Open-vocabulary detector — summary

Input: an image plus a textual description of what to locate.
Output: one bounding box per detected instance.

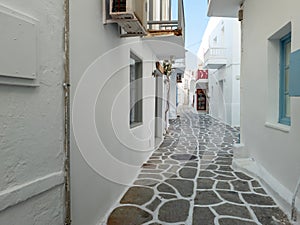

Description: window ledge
[0,75,39,87]
[265,122,290,133]
[130,122,143,129]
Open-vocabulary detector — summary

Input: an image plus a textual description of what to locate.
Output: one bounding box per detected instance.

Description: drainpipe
[291,176,300,222]
[63,0,71,224]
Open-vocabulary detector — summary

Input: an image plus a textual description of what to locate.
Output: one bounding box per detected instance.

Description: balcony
[147,0,185,39]
[143,0,185,60]
[207,0,243,18]
[104,0,185,59]
[204,47,227,69]
[105,0,185,43]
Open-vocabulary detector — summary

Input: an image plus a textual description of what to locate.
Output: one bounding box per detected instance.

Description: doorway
[154,76,163,147]
[197,89,207,111]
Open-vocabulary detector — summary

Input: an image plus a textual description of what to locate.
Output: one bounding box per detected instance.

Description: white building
[70,0,185,225]
[208,0,300,220]
[0,0,185,225]
[198,17,241,126]
[0,1,65,225]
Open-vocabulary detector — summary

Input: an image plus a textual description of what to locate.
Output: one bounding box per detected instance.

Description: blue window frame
[279,33,291,125]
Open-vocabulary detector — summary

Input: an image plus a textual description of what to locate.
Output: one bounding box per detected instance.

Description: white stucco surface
[0,0,65,224]
[70,0,171,224]
[240,0,300,212]
[169,71,178,120]
[202,18,241,126]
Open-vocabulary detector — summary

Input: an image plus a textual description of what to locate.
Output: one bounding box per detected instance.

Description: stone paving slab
[107,108,291,225]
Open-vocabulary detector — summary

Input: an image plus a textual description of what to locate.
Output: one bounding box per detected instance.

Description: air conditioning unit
[110,0,148,37]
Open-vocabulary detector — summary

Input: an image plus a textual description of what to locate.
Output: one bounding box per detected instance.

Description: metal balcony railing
[147,0,185,37]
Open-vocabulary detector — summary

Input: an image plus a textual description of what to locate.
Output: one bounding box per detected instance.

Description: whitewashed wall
[169,70,180,120]
[70,1,162,224]
[239,0,300,212]
[0,0,65,224]
[206,18,241,126]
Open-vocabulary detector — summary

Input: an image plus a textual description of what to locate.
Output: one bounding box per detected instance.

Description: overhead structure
[110,0,148,36]
[105,0,185,39]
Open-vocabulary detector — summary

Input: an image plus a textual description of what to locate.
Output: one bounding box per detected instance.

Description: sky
[183,0,209,54]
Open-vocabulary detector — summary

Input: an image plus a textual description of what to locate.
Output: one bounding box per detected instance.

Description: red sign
[196,70,208,80]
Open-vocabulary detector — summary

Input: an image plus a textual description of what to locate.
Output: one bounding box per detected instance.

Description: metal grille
[112,0,126,12]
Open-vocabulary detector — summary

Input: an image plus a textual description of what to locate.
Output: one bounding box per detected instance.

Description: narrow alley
[1,0,300,224]
[107,107,291,225]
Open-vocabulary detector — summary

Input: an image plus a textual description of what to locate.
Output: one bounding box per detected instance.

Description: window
[279,33,291,125]
[130,52,143,128]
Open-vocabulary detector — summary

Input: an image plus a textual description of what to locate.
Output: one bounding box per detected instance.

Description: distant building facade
[208,0,300,219]
[199,18,241,126]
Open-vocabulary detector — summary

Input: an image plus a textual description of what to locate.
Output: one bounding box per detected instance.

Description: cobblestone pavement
[107,108,291,225]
